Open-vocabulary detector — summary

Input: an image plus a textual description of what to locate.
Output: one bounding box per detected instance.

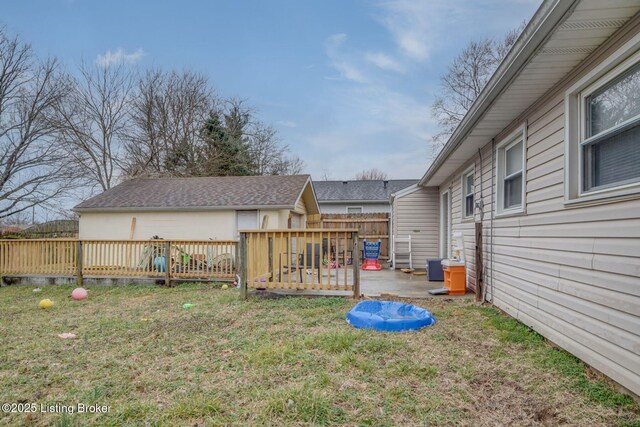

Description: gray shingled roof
[314,180,418,202]
[74,175,312,211]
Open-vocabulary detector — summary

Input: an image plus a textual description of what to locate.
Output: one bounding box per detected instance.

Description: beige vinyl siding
[294,195,307,215]
[438,21,640,395]
[391,187,439,269]
[292,194,308,228]
[79,211,237,240]
[79,209,290,241]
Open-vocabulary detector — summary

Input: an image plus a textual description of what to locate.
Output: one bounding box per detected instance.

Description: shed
[74,175,319,240]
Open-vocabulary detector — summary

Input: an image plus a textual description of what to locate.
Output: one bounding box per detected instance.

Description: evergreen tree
[199,111,253,176]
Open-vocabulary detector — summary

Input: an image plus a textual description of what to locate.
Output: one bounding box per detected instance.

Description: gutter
[73,204,297,213]
[317,200,391,204]
[419,0,578,187]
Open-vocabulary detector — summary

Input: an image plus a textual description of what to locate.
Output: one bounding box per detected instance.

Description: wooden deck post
[238,232,248,300]
[76,240,83,286]
[351,231,360,299]
[164,240,171,287]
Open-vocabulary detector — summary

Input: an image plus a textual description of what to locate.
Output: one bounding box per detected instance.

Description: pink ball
[71,287,88,301]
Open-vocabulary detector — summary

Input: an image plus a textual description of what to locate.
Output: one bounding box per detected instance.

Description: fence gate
[238,229,360,299]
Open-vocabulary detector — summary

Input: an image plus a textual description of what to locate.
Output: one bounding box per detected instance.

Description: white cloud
[364,52,405,73]
[277,120,297,128]
[376,1,436,62]
[95,48,145,67]
[324,33,368,83]
[375,0,539,63]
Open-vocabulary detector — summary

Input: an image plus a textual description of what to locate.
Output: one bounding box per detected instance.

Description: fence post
[164,240,171,287]
[351,232,360,299]
[238,232,248,300]
[76,240,83,286]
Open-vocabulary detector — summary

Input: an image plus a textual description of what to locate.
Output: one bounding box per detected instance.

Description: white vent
[560,18,628,30]
[540,46,596,55]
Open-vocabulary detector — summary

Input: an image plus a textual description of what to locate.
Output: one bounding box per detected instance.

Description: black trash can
[426,259,444,281]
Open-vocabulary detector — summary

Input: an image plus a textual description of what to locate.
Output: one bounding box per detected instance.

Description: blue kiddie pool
[346,300,437,332]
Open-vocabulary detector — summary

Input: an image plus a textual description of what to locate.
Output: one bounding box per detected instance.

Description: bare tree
[0,28,71,220]
[126,75,301,178]
[279,155,305,175]
[269,155,305,175]
[0,210,32,227]
[354,168,388,180]
[55,62,133,191]
[244,114,307,176]
[248,123,286,175]
[431,25,524,152]
[123,68,165,176]
[123,69,216,177]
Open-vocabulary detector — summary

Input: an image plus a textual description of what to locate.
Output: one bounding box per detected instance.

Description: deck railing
[0,239,237,283]
[239,229,360,298]
[0,239,78,276]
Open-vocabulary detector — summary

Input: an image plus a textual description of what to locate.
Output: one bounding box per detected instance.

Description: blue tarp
[346,300,437,332]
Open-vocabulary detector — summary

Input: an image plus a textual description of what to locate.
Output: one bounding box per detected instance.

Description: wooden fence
[307,213,390,259]
[239,229,360,298]
[0,239,237,283]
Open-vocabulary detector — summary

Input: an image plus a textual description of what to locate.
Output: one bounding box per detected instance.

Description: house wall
[391,187,440,269]
[79,209,288,241]
[319,202,390,214]
[437,20,640,395]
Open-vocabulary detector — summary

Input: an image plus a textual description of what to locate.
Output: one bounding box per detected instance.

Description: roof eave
[73,204,296,213]
[418,0,578,187]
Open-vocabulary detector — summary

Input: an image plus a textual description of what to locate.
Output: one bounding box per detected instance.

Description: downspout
[476,148,485,300]
[488,138,496,303]
[448,184,453,258]
[390,195,394,269]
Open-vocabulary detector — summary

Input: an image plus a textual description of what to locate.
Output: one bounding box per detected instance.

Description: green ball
[221,284,229,290]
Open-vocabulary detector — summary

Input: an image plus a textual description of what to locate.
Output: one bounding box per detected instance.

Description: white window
[462,170,474,218]
[346,206,362,214]
[581,62,640,193]
[496,129,526,215]
[565,36,640,203]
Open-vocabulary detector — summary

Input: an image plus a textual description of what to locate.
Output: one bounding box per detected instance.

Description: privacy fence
[307,213,389,259]
[0,239,237,284]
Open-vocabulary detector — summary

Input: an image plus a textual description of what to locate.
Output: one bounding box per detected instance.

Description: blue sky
[3,0,540,180]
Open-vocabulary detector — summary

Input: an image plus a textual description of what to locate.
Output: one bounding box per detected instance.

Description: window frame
[346,206,363,214]
[461,168,475,220]
[565,34,640,205]
[495,126,527,217]
[578,56,640,195]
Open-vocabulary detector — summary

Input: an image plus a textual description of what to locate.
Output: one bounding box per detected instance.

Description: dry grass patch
[0,283,637,426]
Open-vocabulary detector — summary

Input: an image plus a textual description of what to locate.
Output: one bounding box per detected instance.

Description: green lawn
[0,283,637,426]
